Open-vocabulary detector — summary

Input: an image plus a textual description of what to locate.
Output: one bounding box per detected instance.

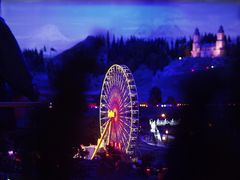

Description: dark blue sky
[5,0,240,3]
[2,1,240,51]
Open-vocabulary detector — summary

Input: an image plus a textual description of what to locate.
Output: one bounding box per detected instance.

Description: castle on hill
[191,26,225,58]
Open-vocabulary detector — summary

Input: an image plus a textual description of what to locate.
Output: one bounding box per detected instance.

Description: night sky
[2,0,240,51]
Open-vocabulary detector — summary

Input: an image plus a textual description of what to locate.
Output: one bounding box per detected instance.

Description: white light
[162,136,166,141]
[8,150,14,156]
[161,113,166,118]
[211,65,214,69]
[178,57,182,60]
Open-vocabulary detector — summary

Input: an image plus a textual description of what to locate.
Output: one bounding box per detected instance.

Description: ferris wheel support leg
[107,120,112,145]
[91,119,111,160]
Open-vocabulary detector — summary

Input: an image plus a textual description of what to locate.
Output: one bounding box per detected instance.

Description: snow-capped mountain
[34,24,70,42]
[20,24,77,52]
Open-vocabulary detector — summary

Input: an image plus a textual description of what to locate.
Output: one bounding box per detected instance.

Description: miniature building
[191,26,225,58]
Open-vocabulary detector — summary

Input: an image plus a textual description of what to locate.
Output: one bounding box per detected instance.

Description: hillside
[47,36,239,104]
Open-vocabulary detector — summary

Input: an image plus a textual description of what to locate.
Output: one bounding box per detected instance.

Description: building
[191,26,225,58]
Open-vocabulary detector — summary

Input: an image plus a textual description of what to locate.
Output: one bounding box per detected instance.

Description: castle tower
[215,25,225,57]
[191,28,201,57]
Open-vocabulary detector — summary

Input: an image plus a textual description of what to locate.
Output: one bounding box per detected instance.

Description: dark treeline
[108,36,171,72]
[226,36,240,59]
[103,33,192,73]
[22,48,45,72]
[23,32,240,75]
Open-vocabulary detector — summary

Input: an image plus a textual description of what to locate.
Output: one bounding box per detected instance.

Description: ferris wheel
[91,64,139,159]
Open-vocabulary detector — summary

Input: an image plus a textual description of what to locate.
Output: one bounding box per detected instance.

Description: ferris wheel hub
[108,110,115,118]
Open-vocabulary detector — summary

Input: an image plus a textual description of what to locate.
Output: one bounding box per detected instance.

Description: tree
[22,48,45,72]
[148,87,162,106]
[166,96,176,105]
[112,34,116,47]
[106,31,110,48]
[43,46,47,52]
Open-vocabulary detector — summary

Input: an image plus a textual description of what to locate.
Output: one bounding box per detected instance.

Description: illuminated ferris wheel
[91,64,139,159]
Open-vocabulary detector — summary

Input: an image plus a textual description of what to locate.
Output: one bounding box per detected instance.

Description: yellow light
[140,103,148,107]
[108,110,115,118]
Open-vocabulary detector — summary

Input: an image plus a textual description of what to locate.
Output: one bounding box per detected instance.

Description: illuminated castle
[191,26,225,58]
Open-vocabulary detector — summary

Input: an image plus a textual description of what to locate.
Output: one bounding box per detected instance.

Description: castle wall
[191,29,225,58]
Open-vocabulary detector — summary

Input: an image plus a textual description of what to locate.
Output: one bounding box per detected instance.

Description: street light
[164,130,169,143]
[161,113,166,118]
